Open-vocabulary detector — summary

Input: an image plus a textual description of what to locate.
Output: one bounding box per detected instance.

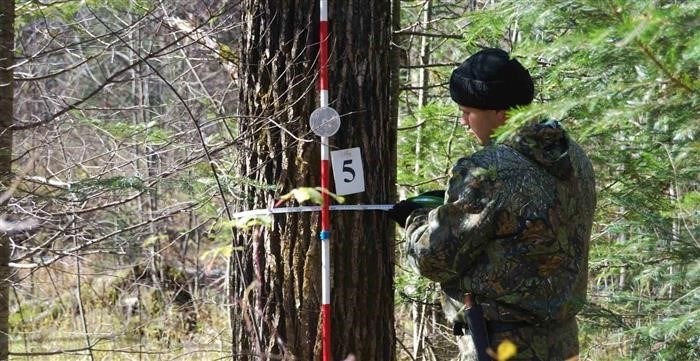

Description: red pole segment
[320,159,331,230]
[319,20,329,92]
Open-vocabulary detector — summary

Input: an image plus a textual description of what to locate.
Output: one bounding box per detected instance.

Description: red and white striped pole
[318,1,332,361]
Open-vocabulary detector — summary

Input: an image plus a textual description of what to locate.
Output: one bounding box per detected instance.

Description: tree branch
[635,40,693,93]
[394,30,462,39]
[400,62,460,69]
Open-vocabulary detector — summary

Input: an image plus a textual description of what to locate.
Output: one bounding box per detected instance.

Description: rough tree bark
[233,1,395,360]
[0,0,13,359]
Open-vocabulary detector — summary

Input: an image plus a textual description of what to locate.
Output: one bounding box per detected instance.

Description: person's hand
[387,200,422,228]
[387,190,445,228]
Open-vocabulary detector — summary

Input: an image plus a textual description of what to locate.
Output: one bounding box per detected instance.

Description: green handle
[406,195,444,208]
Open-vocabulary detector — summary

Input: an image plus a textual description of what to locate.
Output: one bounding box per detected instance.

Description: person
[388,48,596,360]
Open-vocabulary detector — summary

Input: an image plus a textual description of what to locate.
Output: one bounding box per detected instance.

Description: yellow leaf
[316,187,345,204]
[224,216,272,229]
[277,187,345,206]
[278,187,320,204]
[292,187,322,204]
[497,339,517,360]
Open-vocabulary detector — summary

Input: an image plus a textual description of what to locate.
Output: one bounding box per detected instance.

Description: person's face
[458,106,506,145]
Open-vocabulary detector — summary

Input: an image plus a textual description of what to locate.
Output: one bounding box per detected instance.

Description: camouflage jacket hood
[404,121,596,360]
[507,119,574,180]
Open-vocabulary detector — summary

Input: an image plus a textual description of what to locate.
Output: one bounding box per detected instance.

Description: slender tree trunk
[233,1,395,360]
[411,5,433,356]
[0,0,13,359]
[413,0,432,175]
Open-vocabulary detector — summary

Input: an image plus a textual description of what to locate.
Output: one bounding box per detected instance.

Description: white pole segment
[320,0,328,21]
[320,89,329,107]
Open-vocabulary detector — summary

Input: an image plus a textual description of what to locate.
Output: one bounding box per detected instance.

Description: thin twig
[394,30,463,39]
[635,40,693,93]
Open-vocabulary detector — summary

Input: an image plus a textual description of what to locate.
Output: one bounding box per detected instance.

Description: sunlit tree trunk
[0,0,14,359]
[233,1,396,360]
[413,0,432,175]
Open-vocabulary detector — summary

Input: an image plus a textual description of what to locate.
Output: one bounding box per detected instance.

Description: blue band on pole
[320,230,331,240]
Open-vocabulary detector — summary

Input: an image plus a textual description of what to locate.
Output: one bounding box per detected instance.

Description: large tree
[233,1,396,360]
[0,0,13,359]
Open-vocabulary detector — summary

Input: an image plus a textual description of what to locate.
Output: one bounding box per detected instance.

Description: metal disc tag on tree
[309,106,341,137]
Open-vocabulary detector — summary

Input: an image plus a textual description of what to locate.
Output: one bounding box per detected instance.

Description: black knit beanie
[449,48,534,110]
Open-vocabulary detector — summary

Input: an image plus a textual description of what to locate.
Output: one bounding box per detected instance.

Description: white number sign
[330,147,365,195]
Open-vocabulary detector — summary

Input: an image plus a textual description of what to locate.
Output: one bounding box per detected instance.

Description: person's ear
[495,110,507,122]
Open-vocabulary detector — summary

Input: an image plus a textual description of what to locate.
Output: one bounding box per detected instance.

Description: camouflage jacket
[405,121,596,360]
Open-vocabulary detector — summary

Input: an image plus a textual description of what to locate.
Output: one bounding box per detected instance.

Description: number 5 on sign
[330,147,365,195]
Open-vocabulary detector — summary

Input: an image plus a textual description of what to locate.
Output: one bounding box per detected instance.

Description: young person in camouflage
[389,48,596,360]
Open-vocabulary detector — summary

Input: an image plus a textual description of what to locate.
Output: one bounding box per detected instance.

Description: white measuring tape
[231,204,394,219]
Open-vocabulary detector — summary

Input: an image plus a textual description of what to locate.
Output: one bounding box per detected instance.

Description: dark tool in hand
[387,190,445,227]
[464,293,492,361]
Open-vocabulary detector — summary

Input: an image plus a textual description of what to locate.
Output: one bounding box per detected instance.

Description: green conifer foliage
[396,1,698,359]
[491,2,699,359]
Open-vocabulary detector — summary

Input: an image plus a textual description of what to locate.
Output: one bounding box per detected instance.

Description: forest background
[0,0,697,360]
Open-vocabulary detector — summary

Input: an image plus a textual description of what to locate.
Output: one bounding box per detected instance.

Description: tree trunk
[234,1,395,360]
[412,3,433,357]
[413,0,432,175]
[0,0,13,359]
[328,2,396,359]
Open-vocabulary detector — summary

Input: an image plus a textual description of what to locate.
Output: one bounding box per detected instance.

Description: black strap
[453,321,466,336]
